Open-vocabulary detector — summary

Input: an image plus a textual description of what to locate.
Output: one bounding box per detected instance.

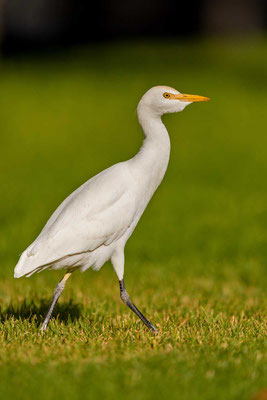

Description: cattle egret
[14,86,210,332]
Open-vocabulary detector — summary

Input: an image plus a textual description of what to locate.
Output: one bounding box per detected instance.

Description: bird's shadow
[0,299,81,325]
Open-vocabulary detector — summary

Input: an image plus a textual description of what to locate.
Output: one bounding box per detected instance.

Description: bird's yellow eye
[163,92,171,99]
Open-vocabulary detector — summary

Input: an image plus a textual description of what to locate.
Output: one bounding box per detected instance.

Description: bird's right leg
[111,250,158,333]
[119,279,158,333]
[40,271,72,332]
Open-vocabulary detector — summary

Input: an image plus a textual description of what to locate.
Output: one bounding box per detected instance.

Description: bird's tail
[14,250,42,278]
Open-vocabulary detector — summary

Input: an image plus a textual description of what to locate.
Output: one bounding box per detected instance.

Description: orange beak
[172,93,210,102]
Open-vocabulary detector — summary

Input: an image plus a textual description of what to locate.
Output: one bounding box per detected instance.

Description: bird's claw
[40,323,48,333]
[150,325,159,334]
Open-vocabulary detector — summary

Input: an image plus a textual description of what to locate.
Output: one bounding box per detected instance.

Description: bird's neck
[131,107,171,191]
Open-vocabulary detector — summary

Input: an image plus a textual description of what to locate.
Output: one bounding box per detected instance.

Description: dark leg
[119,279,158,333]
[41,272,72,332]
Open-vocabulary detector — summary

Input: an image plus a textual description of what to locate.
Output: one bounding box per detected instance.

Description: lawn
[0,39,266,400]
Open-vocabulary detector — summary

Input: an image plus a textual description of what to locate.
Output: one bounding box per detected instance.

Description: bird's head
[137,86,210,117]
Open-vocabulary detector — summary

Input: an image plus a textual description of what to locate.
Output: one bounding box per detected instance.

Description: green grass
[0,39,266,400]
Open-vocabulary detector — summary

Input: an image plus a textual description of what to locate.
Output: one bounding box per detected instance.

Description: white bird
[14,86,210,332]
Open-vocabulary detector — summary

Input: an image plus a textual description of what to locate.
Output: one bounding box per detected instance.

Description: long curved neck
[130,106,171,192]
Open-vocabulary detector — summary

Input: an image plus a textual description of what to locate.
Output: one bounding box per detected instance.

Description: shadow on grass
[0,299,81,325]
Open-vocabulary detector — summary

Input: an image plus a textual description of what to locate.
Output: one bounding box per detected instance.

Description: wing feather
[15,163,137,275]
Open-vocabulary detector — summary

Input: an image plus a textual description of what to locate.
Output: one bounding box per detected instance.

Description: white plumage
[15,164,137,278]
[14,85,209,332]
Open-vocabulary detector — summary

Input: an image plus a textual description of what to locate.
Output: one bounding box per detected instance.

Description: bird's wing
[16,163,137,274]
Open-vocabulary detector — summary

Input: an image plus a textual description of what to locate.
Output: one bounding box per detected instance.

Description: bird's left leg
[41,271,72,332]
